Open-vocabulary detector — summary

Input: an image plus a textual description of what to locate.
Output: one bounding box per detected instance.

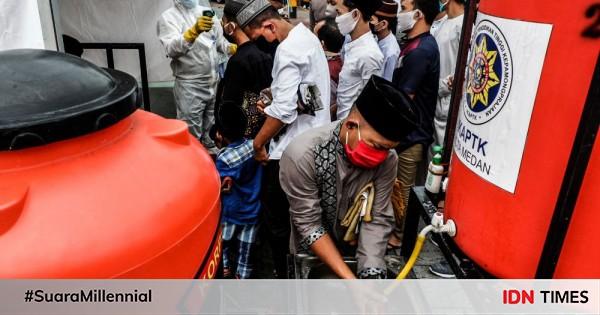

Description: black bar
[80,43,145,49]
[138,45,152,112]
[400,189,423,259]
[106,48,115,69]
[441,0,479,165]
[535,53,600,278]
[79,42,151,111]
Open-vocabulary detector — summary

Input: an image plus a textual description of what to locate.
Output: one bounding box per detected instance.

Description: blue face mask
[180,0,198,9]
[439,0,448,12]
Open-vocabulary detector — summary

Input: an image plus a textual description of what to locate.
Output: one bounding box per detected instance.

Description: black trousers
[261,160,291,278]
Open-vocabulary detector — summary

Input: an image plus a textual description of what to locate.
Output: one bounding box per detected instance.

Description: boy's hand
[221,177,233,193]
[254,145,269,165]
[256,100,266,114]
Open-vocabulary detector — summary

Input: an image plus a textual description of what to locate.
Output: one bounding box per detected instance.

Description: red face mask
[344,124,389,169]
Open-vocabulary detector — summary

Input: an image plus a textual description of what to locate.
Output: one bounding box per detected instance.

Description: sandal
[387,242,402,250]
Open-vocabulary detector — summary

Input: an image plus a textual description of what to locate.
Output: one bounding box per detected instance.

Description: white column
[0,0,57,51]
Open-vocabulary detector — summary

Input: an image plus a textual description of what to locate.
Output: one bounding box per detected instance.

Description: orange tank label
[199,229,222,280]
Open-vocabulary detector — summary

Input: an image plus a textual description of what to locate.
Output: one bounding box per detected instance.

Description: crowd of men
[157,0,465,279]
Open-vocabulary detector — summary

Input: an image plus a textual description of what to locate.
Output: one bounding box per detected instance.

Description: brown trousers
[391,144,423,242]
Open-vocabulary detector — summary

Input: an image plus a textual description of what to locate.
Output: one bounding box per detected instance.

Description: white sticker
[453,13,553,193]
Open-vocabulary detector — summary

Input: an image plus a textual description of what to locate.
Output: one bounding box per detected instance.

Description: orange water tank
[445,1,599,278]
[0,50,221,278]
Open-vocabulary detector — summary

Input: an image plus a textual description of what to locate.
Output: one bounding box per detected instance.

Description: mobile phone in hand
[259,89,273,108]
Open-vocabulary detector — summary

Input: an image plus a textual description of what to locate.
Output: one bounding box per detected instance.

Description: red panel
[445,0,600,277]
[554,136,600,278]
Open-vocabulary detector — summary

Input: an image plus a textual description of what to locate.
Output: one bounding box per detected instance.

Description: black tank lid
[0,49,139,151]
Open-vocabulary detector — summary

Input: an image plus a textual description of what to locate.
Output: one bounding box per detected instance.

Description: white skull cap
[235,0,273,27]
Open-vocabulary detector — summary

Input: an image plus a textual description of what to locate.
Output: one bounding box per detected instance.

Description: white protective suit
[157,0,231,154]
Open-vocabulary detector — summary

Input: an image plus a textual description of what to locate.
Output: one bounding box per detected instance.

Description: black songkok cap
[355,76,420,142]
[375,1,399,18]
[348,0,383,18]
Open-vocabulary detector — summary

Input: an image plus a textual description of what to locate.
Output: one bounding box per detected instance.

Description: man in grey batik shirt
[280,76,420,279]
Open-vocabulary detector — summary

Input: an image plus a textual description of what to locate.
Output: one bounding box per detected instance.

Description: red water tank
[445,1,599,278]
[0,50,221,279]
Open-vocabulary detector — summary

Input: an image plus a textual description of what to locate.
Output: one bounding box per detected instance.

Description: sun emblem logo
[463,20,513,125]
[467,36,500,110]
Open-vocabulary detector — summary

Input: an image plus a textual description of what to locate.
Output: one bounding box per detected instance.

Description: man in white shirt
[430,0,448,36]
[370,1,401,82]
[431,0,463,154]
[334,0,384,120]
[430,13,448,36]
[234,0,331,278]
[157,0,235,155]
[395,0,415,44]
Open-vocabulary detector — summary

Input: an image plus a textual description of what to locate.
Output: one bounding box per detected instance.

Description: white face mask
[325,4,337,17]
[397,10,418,34]
[335,9,359,36]
[440,0,449,10]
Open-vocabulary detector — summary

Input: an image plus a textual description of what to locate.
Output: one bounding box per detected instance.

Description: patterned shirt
[280,122,398,278]
[216,139,263,225]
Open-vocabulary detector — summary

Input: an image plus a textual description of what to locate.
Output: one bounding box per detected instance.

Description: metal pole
[79,43,151,112]
[138,45,151,112]
[106,48,115,69]
[441,0,479,166]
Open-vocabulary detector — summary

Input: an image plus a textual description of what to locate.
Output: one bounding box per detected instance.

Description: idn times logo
[502,289,589,305]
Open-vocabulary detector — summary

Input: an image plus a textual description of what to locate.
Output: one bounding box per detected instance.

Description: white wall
[56,0,176,83]
[0,0,53,50]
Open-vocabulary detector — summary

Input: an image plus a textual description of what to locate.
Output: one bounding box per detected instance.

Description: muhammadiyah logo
[464,19,513,125]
